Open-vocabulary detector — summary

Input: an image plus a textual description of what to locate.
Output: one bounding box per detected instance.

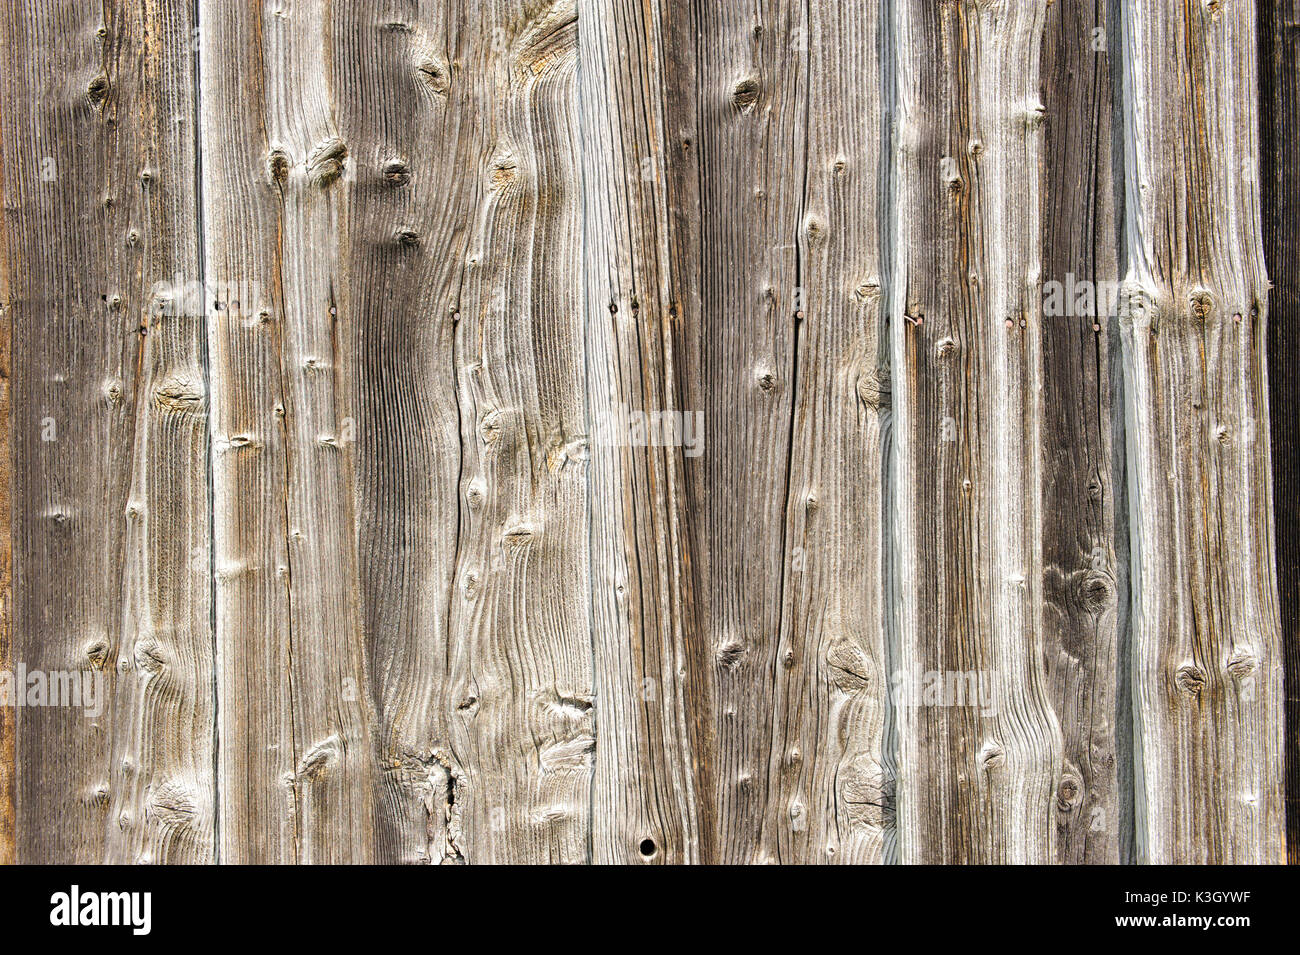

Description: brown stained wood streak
[889,0,1064,864]
[1259,0,1300,865]
[1039,0,1126,864]
[0,0,213,863]
[1118,1,1285,863]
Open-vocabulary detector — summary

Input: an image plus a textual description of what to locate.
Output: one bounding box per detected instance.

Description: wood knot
[417,58,450,95]
[479,409,503,443]
[979,740,1005,770]
[85,640,109,670]
[297,735,341,779]
[503,523,538,547]
[802,214,826,245]
[1226,650,1258,678]
[853,281,880,304]
[716,639,746,669]
[154,377,205,414]
[826,641,872,691]
[307,138,348,187]
[268,148,290,184]
[1056,774,1083,811]
[732,76,761,113]
[87,74,110,107]
[1175,663,1206,696]
[856,369,891,409]
[1076,569,1115,615]
[490,156,519,188]
[134,640,166,674]
[148,781,197,829]
[1190,288,1214,323]
[382,159,411,185]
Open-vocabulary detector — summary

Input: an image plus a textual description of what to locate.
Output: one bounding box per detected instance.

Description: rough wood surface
[760,0,890,865]
[0,0,1290,865]
[2,0,214,863]
[1119,0,1285,864]
[1039,0,1126,864]
[579,0,712,864]
[889,0,1064,864]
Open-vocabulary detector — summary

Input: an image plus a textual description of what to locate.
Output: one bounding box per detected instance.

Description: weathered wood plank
[888,0,1064,864]
[441,0,593,864]
[1118,0,1285,864]
[0,97,12,866]
[1259,0,1300,865]
[1039,0,1126,864]
[685,0,810,865]
[201,0,381,863]
[202,0,591,864]
[325,0,472,867]
[1,0,213,863]
[759,0,891,865]
[579,0,712,864]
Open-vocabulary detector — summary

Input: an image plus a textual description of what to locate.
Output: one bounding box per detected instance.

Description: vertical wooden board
[889,0,1064,864]
[324,0,474,866]
[1118,0,1285,863]
[441,0,593,864]
[758,0,890,865]
[0,84,12,866]
[1038,0,1126,863]
[201,0,380,863]
[1,0,213,863]
[686,0,809,865]
[579,0,712,865]
[1259,0,1300,865]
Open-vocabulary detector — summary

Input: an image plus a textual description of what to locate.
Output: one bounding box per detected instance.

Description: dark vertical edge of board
[1259,0,1299,865]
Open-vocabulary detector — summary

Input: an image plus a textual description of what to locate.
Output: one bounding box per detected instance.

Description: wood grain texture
[202,0,591,864]
[0,76,11,866]
[579,0,712,864]
[888,0,1064,864]
[201,0,381,863]
[759,0,891,865]
[1118,0,1285,864]
[1,0,213,863]
[0,0,1290,865]
[1039,0,1126,864]
[441,0,593,864]
[684,0,810,864]
[1259,0,1300,866]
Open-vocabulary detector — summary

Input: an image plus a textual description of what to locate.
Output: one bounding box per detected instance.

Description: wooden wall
[0,0,1291,864]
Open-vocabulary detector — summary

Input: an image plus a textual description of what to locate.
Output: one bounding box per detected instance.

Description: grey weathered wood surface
[1118,0,1284,864]
[0,0,1290,864]
[2,0,213,864]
